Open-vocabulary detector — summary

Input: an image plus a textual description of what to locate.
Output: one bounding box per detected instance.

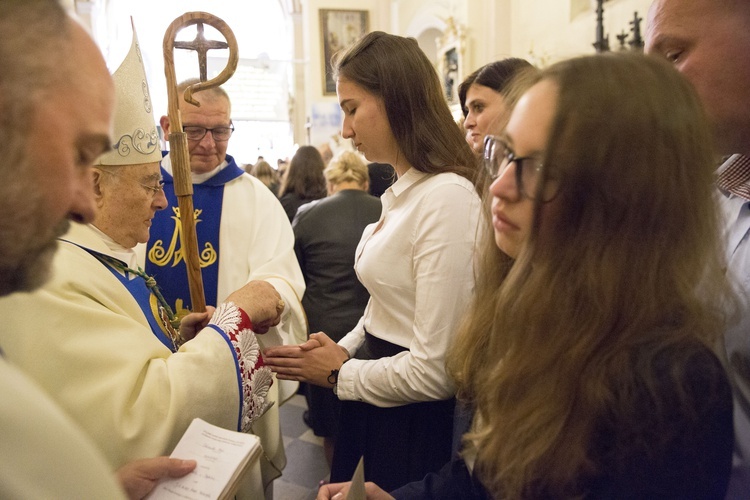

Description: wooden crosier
[163,12,239,313]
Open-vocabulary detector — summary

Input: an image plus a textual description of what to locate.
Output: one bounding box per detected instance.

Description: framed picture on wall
[319,9,369,95]
[436,17,467,113]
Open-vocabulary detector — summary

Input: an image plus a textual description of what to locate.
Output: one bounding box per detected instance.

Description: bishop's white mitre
[96,22,161,166]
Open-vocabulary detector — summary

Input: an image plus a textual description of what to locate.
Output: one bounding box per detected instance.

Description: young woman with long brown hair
[265,31,483,491]
[319,52,736,500]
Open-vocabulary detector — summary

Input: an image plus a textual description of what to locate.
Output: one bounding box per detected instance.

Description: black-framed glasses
[183,123,234,142]
[99,169,165,199]
[483,135,558,202]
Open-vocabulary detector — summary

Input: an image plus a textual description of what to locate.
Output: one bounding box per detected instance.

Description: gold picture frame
[319,9,369,95]
[436,17,467,108]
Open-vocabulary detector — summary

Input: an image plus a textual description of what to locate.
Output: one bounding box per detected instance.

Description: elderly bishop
[0,26,278,496]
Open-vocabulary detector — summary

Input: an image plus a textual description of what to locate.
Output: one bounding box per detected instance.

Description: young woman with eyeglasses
[318,53,736,500]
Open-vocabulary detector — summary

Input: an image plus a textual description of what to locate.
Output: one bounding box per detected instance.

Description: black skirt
[305,383,341,438]
[329,331,455,492]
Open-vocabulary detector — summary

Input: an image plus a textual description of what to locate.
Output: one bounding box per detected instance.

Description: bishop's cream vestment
[0,223,272,485]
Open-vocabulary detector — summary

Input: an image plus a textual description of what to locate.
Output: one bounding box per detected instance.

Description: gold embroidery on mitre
[96,24,161,166]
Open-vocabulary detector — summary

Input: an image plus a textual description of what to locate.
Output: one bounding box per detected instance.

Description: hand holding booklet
[146,418,261,500]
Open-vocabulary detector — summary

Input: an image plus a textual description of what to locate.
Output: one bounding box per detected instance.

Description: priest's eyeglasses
[99,169,165,198]
[483,135,559,202]
[183,124,235,142]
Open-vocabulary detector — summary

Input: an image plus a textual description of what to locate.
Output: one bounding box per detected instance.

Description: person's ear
[91,169,106,207]
[159,115,171,135]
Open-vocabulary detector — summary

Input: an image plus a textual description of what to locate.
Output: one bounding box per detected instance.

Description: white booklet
[347,457,366,500]
[146,418,261,500]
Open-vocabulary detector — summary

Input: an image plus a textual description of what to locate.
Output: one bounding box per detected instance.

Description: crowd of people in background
[2,0,750,499]
[244,145,395,210]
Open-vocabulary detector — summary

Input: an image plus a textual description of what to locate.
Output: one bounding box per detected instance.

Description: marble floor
[274,393,330,500]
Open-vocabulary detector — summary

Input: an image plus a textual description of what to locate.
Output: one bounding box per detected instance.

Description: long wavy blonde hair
[447,53,735,498]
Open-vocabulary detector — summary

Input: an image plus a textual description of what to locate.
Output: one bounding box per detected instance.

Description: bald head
[646,0,750,156]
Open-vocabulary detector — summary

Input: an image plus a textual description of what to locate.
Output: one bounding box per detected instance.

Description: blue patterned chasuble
[145,154,244,316]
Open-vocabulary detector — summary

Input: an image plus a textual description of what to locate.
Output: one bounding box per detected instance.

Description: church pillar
[290,11,308,146]
[466,0,513,68]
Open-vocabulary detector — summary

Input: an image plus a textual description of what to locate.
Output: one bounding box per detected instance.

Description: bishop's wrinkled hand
[226,280,283,333]
[179,306,216,342]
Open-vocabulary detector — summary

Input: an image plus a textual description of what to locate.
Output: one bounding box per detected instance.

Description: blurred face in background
[464,83,508,154]
[0,21,114,295]
[646,0,750,154]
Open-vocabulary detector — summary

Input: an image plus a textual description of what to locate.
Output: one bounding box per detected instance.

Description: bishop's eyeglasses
[98,168,165,199]
[483,135,559,202]
[183,124,235,142]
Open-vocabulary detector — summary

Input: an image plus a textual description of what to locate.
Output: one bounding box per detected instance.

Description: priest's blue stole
[145,154,244,316]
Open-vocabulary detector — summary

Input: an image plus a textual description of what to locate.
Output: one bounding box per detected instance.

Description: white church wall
[395,0,653,72]
[75,0,659,152]
[510,0,653,65]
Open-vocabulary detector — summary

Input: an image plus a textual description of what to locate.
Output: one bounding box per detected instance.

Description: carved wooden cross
[162,12,238,312]
[174,22,229,81]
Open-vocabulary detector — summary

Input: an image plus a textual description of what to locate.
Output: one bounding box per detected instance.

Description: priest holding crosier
[143,24,307,488]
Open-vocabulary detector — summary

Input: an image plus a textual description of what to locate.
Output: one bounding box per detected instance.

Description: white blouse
[337,168,482,407]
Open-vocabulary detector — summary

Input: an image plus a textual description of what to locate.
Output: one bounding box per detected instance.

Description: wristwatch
[329,358,350,397]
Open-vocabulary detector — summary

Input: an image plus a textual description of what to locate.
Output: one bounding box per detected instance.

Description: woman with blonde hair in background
[321,150,372,195]
[319,52,735,500]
